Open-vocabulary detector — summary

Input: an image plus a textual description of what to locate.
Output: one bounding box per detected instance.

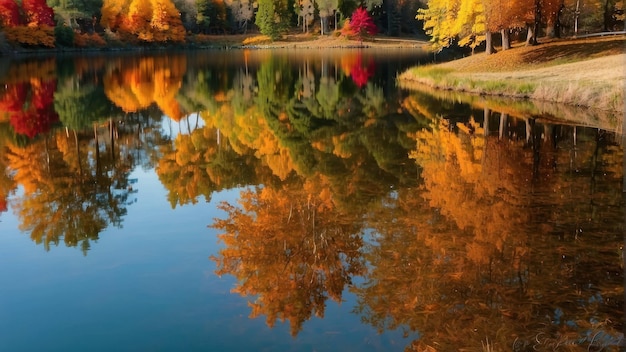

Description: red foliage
[32,80,55,109]
[10,109,59,138]
[0,84,27,112]
[349,54,375,88]
[22,0,54,26]
[0,198,7,212]
[0,0,22,27]
[2,80,59,138]
[344,7,377,40]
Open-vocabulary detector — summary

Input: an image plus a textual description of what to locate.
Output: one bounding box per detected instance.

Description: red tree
[342,7,377,41]
[350,53,375,88]
[22,0,54,26]
[0,0,22,27]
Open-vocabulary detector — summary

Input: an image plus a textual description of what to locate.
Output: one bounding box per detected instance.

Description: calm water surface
[0,50,623,351]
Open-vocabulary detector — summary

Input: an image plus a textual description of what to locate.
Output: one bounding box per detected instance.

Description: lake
[0,49,623,351]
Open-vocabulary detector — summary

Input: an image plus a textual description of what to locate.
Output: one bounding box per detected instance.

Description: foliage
[54,25,75,46]
[342,7,377,41]
[0,0,22,27]
[4,25,55,47]
[0,0,56,47]
[73,32,107,47]
[22,0,55,26]
[255,0,289,40]
[241,34,272,45]
[102,0,185,43]
[225,0,256,33]
[255,0,278,39]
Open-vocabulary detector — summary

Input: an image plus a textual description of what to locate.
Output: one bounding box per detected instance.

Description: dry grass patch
[399,37,626,112]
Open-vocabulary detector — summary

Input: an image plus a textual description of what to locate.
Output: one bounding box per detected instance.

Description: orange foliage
[211,177,364,336]
[3,25,55,47]
[73,33,106,47]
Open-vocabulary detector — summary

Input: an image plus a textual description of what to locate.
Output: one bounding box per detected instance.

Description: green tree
[255,0,289,39]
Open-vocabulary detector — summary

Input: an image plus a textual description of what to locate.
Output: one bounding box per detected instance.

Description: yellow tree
[124,0,154,41]
[416,0,460,52]
[102,0,185,42]
[150,0,186,42]
[101,0,129,31]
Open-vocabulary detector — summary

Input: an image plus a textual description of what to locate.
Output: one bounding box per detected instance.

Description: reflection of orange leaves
[104,74,144,112]
[340,53,359,77]
[158,97,183,121]
[331,133,351,158]
[104,56,186,117]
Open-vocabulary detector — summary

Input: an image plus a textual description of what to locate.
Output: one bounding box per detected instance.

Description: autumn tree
[101,0,129,31]
[342,7,378,41]
[0,0,56,47]
[22,0,55,25]
[102,0,185,42]
[0,0,21,27]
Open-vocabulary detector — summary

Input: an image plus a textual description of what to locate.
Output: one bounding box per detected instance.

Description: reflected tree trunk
[484,107,490,136]
[499,113,508,139]
[74,130,82,177]
[94,123,100,175]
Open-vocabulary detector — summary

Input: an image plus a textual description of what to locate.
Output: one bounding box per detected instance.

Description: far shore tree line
[0,0,623,51]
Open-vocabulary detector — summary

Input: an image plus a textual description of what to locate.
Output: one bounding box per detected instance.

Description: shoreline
[0,34,430,57]
[397,36,626,113]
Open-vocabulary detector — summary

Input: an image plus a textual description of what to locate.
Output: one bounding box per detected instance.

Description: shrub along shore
[398,36,626,113]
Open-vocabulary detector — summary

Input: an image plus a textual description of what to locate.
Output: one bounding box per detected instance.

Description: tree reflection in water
[0,51,622,350]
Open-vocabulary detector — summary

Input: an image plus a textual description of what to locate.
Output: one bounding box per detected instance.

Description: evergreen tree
[255,0,279,39]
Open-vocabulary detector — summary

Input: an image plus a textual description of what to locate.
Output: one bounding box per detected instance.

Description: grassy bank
[398,36,626,113]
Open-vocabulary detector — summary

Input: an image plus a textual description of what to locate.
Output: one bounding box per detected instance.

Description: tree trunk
[531,0,541,44]
[484,108,490,136]
[604,0,611,31]
[555,4,564,38]
[526,25,537,46]
[501,29,510,50]
[574,0,580,36]
[485,31,497,54]
[545,20,555,38]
